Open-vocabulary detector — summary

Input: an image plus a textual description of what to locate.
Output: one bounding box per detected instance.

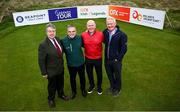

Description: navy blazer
[103,26,127,61]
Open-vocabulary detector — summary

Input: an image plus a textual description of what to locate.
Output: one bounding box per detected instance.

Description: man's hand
[43,75,48,79]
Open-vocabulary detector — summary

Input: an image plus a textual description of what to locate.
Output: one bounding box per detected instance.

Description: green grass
[0,19,180,111]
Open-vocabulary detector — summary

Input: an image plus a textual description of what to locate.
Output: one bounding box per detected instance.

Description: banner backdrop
[48,7,78,21]
[129,7,166,29]
[77,5,108,19]
[13,10,49,27]
[12,5,166,29]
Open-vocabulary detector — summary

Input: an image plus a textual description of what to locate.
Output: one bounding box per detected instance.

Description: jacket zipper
[70,43,72,52]
[107,39,111,59]
[107,32,120,59]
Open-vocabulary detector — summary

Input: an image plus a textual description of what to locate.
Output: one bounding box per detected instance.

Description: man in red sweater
[81,20,104,95]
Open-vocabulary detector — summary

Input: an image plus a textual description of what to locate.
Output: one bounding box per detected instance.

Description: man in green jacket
[61,25,87,99]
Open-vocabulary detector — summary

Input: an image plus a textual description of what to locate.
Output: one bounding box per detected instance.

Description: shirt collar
[67,35,76,40]
[108,28,117,35]
[88,30,96,36]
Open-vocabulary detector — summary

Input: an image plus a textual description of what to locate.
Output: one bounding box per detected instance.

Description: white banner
[129,7,166,29]
[12,5,166,30]
[77,5,108,19]
[13,10,49,27]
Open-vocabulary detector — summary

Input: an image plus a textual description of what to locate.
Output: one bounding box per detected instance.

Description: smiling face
[106,17,117,31]
[67,26,76,39]
[87,20,96,33]
[46,27,56,39]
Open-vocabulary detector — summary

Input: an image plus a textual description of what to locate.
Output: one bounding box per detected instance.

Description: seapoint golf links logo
[16,16,24,23]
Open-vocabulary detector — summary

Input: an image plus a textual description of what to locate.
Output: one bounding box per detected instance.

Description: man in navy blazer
[103,17,127,97]
[38,23,68,108]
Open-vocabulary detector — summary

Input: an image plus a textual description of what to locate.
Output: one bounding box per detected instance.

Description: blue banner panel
[48,7,78,21]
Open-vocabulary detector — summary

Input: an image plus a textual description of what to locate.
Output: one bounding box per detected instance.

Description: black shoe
[97,88,103,95]
[71,92,76,99]
[112,90,121,97]
[48,100,55,108]
[87,86,95,94]
[59,94,69,101]
[82,90,87,97]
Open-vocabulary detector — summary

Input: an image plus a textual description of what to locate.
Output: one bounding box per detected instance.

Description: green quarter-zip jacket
[61,35,84,67]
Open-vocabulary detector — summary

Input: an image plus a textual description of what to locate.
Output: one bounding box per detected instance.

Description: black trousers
[105,60,122,92]
[47,72,64,100]
[68,64,86,94]
[85,58,102,90]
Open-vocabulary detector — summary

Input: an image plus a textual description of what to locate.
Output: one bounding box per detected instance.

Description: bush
[172,20,180,31]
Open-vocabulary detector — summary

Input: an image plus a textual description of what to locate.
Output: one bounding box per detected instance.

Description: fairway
[0,19,180,111]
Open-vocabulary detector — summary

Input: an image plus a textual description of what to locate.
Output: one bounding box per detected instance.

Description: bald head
[86,20,96,33]
[87,20,96,26]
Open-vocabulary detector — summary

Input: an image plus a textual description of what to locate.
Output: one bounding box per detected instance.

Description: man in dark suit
[38,23,68,108]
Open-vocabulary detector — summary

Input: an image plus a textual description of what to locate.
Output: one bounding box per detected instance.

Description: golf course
[0,17,180,110]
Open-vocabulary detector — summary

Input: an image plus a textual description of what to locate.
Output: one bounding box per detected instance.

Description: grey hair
[46,23,56,32]
[67,25,76,30]
[106,16,116,24]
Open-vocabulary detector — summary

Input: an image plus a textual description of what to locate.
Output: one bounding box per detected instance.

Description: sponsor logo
[55,10,72,19]
[16,14,46,23]
[132,10,142,21]
[79,7,106,16]
[109,6,130,22]
[48,7,77,21]
[13,10,49,26]
[16,16,24,23]
[132,10,161,24]
[79,8,88,16]
[143,15,161,23]
[24,14,46,21]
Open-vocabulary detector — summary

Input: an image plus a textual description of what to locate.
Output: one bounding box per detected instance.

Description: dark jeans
[68,64,86,94]
[85,58,102,90]
[47,72,64,100]
[105,60,122,92]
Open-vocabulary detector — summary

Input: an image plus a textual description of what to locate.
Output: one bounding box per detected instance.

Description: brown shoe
[59,95,69,101]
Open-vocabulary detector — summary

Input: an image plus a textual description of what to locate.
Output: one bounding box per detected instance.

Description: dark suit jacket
[103,26,127,61]
[38,37,64,78]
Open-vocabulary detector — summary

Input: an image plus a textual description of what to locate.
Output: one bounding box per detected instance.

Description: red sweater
[81,30,104,59]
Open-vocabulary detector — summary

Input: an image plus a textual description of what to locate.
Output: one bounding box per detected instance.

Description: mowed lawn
[0,19,180,111]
